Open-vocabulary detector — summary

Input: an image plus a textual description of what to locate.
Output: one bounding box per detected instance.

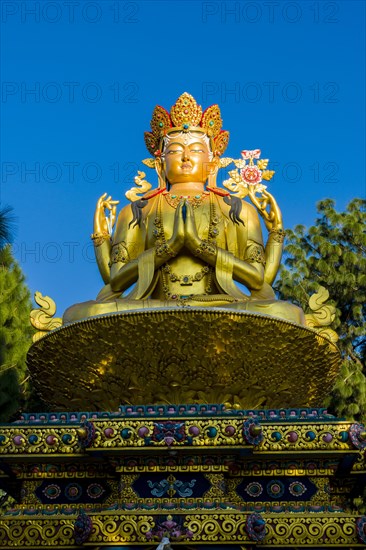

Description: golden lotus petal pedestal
[27,309,341,411]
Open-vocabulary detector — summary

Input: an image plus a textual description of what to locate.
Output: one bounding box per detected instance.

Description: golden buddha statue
[63,93,304,325]
[29,93,340,411]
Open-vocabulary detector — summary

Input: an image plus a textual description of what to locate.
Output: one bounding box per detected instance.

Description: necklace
[164,192,209,210]
[161,263,212,287]
[160,264,213,303]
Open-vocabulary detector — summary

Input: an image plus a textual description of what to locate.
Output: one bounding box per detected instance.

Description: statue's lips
[181,163,193,171]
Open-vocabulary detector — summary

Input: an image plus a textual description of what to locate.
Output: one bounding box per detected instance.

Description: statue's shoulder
[211,191,257,218]
[117,194,158,220]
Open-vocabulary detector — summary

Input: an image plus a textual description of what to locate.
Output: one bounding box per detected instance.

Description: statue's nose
[182,147,190,160]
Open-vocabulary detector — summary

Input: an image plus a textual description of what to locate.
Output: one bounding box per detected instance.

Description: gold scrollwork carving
[305,286,339,343]
[20,481,41,506]
[0,513,361,546]
[0,519,75,546]
[184,513,248,541]
[203,474,226,500]
[310,477,330,505]
[91,514,154,543]
[30,291,62,342]
[265,515,358,545]
[125,171,152,202]
[120,474,140,501]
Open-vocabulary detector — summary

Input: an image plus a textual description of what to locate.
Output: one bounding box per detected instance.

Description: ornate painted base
[0,406,365,548]
[27,309,340,410]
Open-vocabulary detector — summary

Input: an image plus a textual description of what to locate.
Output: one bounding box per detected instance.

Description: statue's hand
[248,188,283,232]
[184,201,204,254]
[94,193,120,235]
[166,200,185,256]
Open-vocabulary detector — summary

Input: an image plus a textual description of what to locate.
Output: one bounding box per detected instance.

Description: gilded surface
[352,452,366,472]
[184,513,248,541]
[91,514,154,544]
[305,285,339,343]
[83,420,354,452]
[28,310,340,411]
[183,514,360,545]
[203,474,226,500]
[120,474,140,501]
[234,459,339,476]
[0,519,75,546]
[0,420,357,455]
[117,464,231,473]
[0,513,363,546]
[30,291,62,341]
[20,481,40,506]
[0,426,82,455]
[309,477,331,505]
[264,515,359,545]
[258,422,354,452]
[11,462,114,479]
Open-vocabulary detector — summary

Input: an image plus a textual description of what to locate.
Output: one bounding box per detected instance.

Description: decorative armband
[109,242,129,266]
[245,244,266,265]
[155,243,176,258]
[90,231,110,247]
[194,240,217,257]
[269,227,286,243]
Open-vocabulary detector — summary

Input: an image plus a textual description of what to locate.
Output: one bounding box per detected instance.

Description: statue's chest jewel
[164,192,209,210]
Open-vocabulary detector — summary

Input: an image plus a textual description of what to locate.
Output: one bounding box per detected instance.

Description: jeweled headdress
[144,92,229,157]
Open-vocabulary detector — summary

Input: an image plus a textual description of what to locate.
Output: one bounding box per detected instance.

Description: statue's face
[163,133,212,185]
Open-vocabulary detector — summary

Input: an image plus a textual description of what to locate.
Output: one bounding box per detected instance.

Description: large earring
[155,157,167,190]
[206,158,219,188]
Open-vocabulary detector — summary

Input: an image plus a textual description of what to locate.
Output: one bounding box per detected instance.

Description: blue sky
[1,0,365,315]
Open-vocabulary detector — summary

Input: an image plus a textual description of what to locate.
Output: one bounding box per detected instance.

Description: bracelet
[155,243,176,258]
[91,231,110,247]
[269,227,286,243]
[246,245,266,265]
[194,240,217,257]
[109,242,129,266]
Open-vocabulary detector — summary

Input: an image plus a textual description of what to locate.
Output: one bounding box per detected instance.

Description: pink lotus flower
[240,165,262,186]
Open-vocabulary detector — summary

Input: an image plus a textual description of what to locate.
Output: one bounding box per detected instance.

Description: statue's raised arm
[91,193,119,284]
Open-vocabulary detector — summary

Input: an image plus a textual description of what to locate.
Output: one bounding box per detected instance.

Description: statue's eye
[166,149,182,155]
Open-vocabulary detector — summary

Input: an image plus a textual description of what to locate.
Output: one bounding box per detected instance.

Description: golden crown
[144,92,229,157]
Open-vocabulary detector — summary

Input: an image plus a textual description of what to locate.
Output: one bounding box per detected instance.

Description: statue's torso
[117,192,254,300]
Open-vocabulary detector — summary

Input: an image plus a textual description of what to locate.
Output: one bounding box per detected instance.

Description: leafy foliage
[0,206,16,249]
[0,246,33,421]
[275,198,366,421]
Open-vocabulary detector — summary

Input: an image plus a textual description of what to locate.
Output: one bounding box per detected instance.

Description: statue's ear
[155,157,166,188]
[206,157,219,186]
[207,157,219,175]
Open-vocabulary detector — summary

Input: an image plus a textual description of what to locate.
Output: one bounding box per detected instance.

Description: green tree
[275,198,366,421]
[0,246,33,421]
[0,206,15,249]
